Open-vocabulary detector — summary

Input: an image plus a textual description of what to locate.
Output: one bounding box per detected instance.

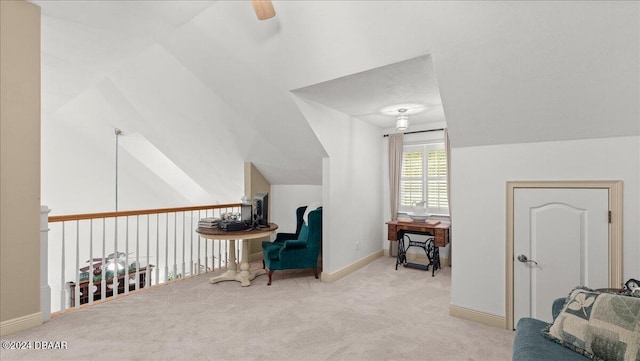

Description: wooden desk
[197,223,278,287]
[386,220,450,276]
[67,266,152,307]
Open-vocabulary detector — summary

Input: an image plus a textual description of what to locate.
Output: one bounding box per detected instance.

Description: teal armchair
[273,206,307,244]
[262,207,322,285]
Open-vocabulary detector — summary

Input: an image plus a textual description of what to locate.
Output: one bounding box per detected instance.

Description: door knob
[517,254,538,265]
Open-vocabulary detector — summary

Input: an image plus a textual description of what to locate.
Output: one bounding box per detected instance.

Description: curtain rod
[383,128,444,138]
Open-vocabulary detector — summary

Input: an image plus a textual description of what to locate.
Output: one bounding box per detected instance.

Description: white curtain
[388,133,404,221]
[444,128,452,266]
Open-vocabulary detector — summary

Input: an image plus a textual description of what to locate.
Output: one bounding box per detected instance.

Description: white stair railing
[47,203,241,315]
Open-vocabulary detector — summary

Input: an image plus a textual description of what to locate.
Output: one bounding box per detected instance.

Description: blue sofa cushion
[514,317,590,361]
[542,287,640,361]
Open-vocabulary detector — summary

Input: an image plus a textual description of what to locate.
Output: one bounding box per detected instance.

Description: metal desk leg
[395,236,406,270]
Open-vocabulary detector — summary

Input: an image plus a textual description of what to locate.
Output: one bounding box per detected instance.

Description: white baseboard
[0,312,42,336]
[449,304,506,329]
[321,250,383,283]
[382,249,449,267]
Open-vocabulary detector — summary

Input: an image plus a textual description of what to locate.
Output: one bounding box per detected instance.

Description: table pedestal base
[209,268,266,287]
[209,239,265,287]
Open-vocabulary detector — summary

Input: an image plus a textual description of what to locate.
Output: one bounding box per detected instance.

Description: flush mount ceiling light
[396,109,409,131]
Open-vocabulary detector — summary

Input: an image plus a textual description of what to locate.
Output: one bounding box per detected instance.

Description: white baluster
[173,212,177,280]
[113,217,118,299]
[155,214,159,286]
[88,220,93,306]
[124,217,129,295]
[164,213,169,284]
[40,206,51,321]
[60,222,66,313]
[135,215,140,292]
[182,211,185,278]
[101,219,106,302]
[74,221,80,309]
[146,214,151,287]
[197,210,201,275]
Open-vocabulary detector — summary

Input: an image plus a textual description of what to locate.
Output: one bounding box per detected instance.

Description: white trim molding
[449,305,505,329]
[0,312,42,336]
[321,250,383,283]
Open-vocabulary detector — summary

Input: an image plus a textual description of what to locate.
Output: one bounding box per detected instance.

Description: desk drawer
[434,228,448,247]
[387,225,397,241]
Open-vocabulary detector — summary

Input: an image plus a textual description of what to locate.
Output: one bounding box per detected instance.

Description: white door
[513,188,609,328]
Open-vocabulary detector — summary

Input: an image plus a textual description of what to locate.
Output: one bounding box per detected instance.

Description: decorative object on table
[254,192,269,227]
[220,212,241,221]
[198,217,220,229]
[407,213,430,221]
[412,200,428,214]
[408,200,430,222]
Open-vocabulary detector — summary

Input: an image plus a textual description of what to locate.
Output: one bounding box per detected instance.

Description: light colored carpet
[1,256,514,361]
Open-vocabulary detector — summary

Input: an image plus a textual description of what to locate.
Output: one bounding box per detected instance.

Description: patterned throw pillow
[541,287,640,361]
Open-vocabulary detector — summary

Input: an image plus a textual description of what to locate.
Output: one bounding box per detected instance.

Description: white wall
[270,185,323,234]
[450,135,640,317]
[293,96,383,274]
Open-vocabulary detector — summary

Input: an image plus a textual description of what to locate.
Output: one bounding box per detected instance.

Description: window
[399,143,448,215]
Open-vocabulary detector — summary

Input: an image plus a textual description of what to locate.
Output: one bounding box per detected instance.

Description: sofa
[513,288,640,361]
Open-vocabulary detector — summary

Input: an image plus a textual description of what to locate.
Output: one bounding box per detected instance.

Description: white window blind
[399,143,448,215]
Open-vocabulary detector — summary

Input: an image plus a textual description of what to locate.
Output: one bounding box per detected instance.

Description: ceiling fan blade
[251,0,275,20]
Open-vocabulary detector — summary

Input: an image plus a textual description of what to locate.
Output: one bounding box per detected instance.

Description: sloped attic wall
[39,1,328,215]
[41,1,638,216]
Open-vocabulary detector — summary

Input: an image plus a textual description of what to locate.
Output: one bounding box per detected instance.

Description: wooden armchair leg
[267,270,273,286]
[313,268,318,279]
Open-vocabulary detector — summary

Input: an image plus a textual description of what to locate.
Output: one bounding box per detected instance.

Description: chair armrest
[274,233,298,243]
[283,239,307,249]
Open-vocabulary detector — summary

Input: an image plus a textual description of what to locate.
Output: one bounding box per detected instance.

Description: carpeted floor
[0,256,514,361]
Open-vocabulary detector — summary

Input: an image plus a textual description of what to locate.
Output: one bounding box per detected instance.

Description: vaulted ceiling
[35,1,639,211]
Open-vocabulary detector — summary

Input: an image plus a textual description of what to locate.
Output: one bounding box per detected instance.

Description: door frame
[505,180,623,330]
